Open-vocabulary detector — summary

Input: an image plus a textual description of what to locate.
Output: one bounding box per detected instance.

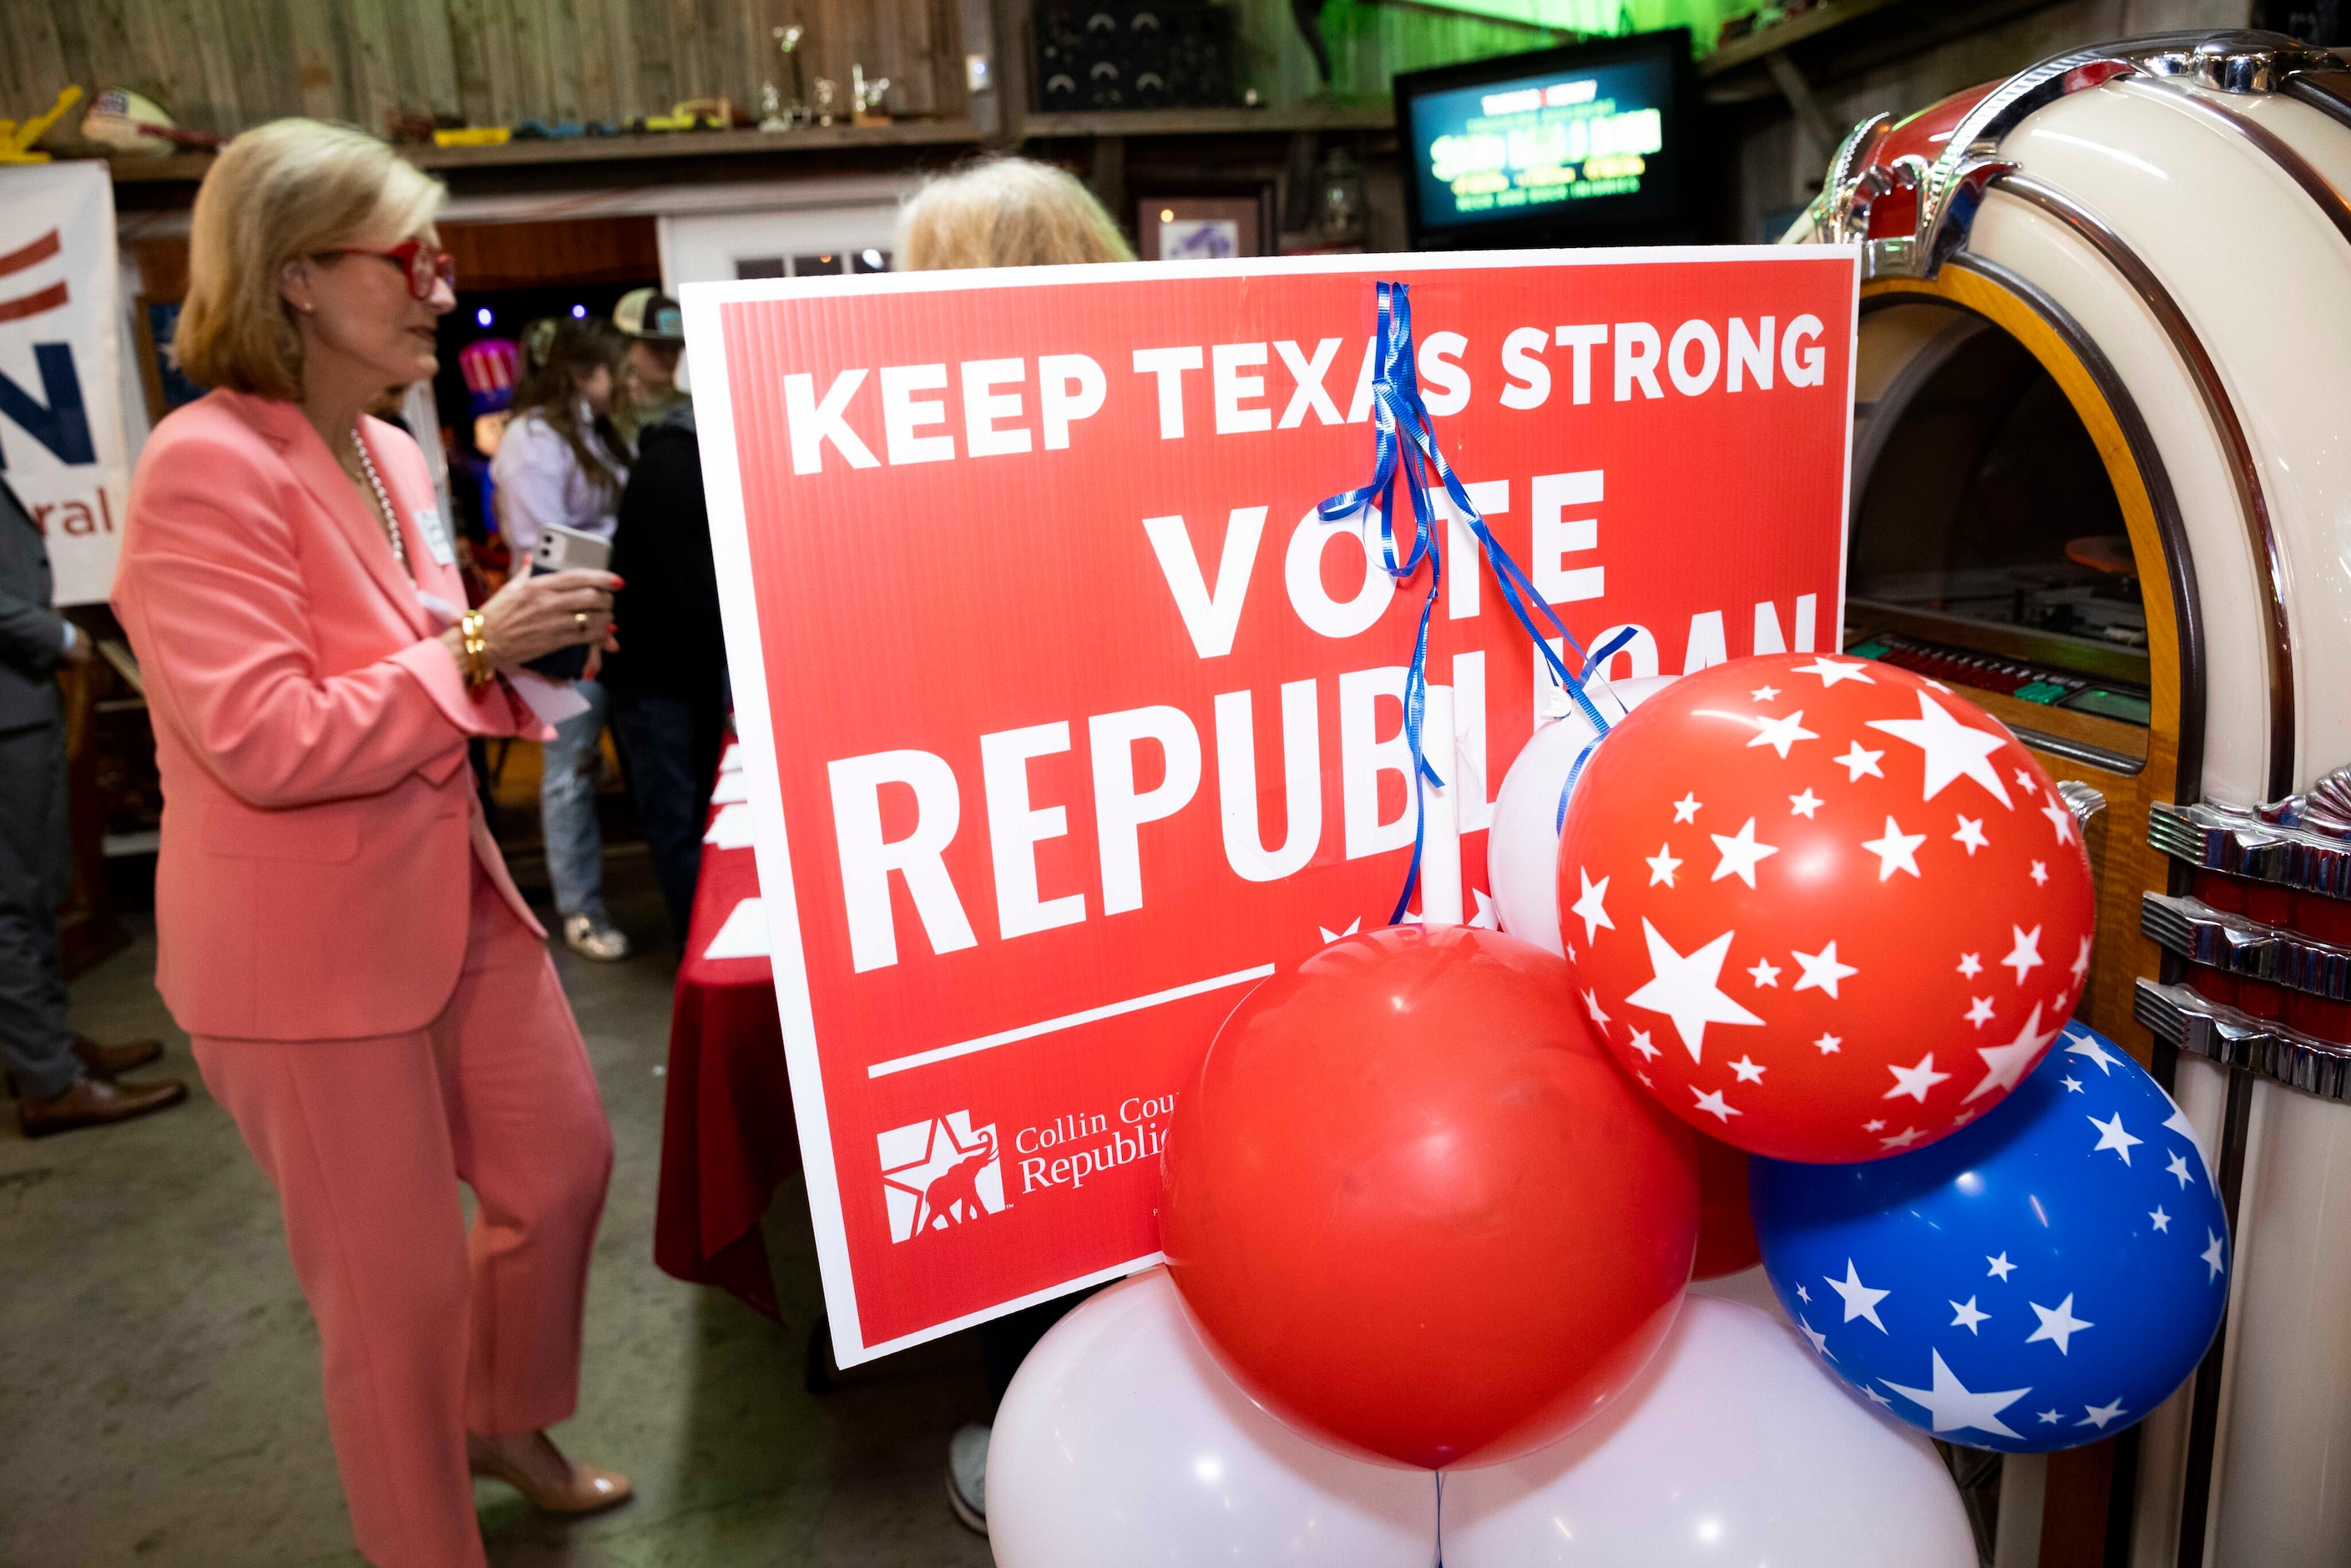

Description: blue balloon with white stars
[1750,1021,2227,1453]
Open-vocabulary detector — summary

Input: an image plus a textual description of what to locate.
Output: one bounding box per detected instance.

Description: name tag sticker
[414,506,456,566]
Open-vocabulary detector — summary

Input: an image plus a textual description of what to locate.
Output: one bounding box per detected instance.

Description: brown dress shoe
[18,1075,188,1138]
[73,1035,164,1078]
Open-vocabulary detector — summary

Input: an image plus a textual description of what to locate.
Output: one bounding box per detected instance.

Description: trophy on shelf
[811,78,837,127]
[852,64,892,126]
[763,26,806,130]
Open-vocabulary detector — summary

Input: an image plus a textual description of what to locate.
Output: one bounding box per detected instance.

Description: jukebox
[1790,29,2351,1568]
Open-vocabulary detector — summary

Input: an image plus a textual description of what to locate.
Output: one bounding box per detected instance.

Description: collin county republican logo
[877,1111,1009,1242]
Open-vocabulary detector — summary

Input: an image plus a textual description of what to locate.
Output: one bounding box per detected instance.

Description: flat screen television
[1395,29,1695,250]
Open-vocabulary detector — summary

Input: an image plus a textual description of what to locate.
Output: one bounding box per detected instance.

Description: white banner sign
[1,162,128,606]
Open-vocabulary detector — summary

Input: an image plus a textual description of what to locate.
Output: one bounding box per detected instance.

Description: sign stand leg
[1420,683,1463,928]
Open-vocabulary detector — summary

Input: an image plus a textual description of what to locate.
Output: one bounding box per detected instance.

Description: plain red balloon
[1160,924,1700,1471]
[1691,1130,1761,1280]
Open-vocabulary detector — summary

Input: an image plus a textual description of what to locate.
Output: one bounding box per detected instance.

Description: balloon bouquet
[986,286,2227,1566]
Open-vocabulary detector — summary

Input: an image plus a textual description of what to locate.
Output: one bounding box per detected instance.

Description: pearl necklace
[349,427,409,574]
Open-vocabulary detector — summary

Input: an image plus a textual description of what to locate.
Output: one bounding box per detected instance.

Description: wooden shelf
[103,119,986,185]
[1699,0,2072,99]
[1022,104,1394,139]
[1699,0,1897,78]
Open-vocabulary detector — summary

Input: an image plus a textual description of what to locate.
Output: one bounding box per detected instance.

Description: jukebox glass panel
[1845,306,2151,766]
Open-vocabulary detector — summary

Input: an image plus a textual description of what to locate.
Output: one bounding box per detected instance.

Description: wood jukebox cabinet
[1787,30,2351,1568]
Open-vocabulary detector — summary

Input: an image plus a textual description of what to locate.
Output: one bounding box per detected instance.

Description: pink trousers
[195,865,614,1568]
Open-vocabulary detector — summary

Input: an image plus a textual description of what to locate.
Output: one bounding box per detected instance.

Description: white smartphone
[531,522,612,575]
[524,524,612,680]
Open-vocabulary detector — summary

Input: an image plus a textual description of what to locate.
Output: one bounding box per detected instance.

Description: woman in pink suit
[113,119,631,1566]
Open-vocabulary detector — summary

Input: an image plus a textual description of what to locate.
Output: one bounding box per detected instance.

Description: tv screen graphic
[1397,32,1690,248]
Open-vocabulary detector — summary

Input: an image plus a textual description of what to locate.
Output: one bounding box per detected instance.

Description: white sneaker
[563,913,631,962]
[946,1422,988,1535]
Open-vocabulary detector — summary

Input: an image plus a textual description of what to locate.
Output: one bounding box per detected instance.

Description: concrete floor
[0,852,998,1568]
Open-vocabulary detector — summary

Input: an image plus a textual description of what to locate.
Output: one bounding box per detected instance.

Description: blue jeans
[612,690,726,943]
[541,678,610,923]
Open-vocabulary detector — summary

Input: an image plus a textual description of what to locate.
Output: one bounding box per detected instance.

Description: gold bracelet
[458,610,493,688]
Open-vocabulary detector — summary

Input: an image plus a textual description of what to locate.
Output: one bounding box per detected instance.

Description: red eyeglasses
[313,239,458,301]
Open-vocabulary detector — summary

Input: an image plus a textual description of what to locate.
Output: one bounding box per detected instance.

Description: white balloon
[988,1267,1438,1568]
[1443,1299,1975,1568]
[1686,1263,1789,1324]
[1488,675,1676,955]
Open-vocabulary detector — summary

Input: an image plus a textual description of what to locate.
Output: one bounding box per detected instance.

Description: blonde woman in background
[114,119,629,1567]
[895,154,1133,1536]
[895,154,1136,271]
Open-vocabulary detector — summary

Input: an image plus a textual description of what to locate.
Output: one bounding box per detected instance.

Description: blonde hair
[175,119,446,400]
[896,156,1135,271]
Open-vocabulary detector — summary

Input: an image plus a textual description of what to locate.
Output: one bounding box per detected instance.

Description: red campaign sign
[683,249,1859,1364]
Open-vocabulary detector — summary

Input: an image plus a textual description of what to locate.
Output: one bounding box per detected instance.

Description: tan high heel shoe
[467,1432,633,1515]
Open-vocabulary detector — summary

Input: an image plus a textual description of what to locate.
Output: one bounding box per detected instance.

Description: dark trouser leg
[0,722,78,1099]
[612,693,721,943]
[978,1287,1101,1414]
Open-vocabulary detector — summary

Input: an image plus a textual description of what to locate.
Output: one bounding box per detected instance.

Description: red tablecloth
[653,794,801,1320]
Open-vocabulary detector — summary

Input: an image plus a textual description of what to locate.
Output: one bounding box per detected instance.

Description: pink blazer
[115,388,551,1041]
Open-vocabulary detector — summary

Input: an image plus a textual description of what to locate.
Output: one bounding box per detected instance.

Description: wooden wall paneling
[284,0,346,121]
[405,1,465,123]
[988,0,1030,139]
[540,0,584,125]
[936,0,968,116]
[1,4,73,124]
[578,0,625,122]
[704,0,746,109]
[43,1,94,109]
[799,0,855,121]
[736,0,775,118]
[234,0,304,129]
[605,0,639,119]
[181,0,251,133]
[122,0,190,122]
[443,0,492,128]
[754,0,798,118]
[8,0,972,146]
[77,3,140,107]
[341,0,402,138]
[872,0,913,114]
[477,0,524,129]
[663,0,707,111]
[909,0,952,115]
[504,0,553,127]
[629,0,677,119]
[204,0,255,129]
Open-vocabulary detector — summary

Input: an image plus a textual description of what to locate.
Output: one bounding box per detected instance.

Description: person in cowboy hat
[604,289,727,944]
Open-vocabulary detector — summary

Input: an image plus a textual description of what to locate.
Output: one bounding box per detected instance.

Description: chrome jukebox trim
[2142,893,2351,999]
[1986,173,2297,803]
[2149,799,2351,898]
[2132,31,2342,93]
[2136,978,2351,1101]
[1805,30,2341,288]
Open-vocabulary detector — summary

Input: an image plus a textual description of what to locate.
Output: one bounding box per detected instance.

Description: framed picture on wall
[1135,195,1266,261]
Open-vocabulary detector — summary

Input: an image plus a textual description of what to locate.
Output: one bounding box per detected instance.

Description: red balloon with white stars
[1555,651,2096,1164]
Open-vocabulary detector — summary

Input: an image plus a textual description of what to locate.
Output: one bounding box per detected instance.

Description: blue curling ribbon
[1555,625,1641,835]
[1317,281,1620,926]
